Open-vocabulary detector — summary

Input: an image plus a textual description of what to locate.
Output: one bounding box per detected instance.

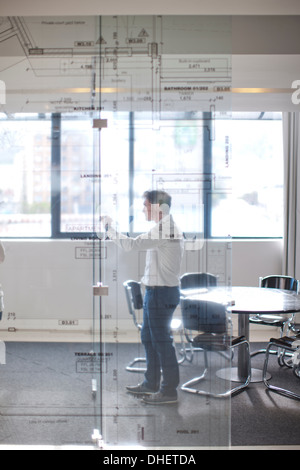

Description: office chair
[180,298,251,398]
[263,334,300,400]
[123,280,185,372]
[250,275,299,359]
[180,272,218,292]
[180,272,218,362]
[277,313,300,368]
[123,280,145,372]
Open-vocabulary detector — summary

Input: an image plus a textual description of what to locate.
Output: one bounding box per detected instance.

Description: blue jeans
[141,286,180,397]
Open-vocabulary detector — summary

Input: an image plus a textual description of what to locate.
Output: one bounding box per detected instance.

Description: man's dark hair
[143,190,172,209]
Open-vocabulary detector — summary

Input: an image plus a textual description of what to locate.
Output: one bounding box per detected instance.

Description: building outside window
[0,112,283,239]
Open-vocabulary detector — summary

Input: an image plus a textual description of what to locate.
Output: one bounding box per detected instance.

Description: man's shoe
[126,383,158,396]
[142,391,178,405]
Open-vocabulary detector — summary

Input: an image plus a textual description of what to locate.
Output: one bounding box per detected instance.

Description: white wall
[0,238,282,340]
[1,0,300,16]
[232,239,283,286]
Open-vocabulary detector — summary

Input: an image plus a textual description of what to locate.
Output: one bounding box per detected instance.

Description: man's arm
[100,216,160,252]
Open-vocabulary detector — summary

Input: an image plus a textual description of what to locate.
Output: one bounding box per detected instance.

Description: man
[101,190,184,405]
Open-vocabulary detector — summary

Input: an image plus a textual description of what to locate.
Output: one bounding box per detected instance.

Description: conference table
[180,286,300,383]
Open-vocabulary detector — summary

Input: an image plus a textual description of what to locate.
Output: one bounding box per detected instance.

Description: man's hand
[100,215,113,231]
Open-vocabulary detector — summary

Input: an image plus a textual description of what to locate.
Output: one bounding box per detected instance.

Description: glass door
[94,15,233,449]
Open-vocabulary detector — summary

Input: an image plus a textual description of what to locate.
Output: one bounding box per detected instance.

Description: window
[0,112,284,239]
[0,115,52,237]
[57,112,130,237]
[133,112,204,234]
[212,112,283,238]
[60,116,95,235]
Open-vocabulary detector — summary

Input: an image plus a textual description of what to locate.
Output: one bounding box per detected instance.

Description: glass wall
[0,15,233,449]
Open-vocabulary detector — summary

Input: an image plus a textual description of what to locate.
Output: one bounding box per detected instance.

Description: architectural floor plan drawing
[0,14,233,448]
[0,15,232,114]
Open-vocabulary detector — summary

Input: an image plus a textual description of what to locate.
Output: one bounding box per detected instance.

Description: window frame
[0,111,284,240]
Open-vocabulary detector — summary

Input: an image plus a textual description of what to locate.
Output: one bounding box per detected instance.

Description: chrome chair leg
[126,357,147,373]
[181,350,209,394]
[263,340,300,400]
[181,338,251,398]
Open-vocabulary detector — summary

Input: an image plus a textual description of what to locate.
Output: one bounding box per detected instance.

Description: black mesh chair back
[126,280,144,310]
[123,280,145,372]
[123,280,143,330]
[180,298,227,335]
[180,272,217,290]
[260,275,298,292]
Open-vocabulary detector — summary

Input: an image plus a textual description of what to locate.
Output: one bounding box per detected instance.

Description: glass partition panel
[0,15,102,448]
[96,15,233,449]
[0,14,232,450]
